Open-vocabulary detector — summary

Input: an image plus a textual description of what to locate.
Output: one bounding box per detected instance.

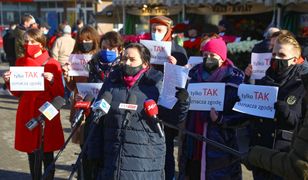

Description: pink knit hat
[201,37,227,61]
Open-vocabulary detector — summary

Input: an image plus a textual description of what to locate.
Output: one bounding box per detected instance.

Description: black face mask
[122,64,143,76]
[78,42,93,53]
[270,57,294,74]
[203,56,219,73]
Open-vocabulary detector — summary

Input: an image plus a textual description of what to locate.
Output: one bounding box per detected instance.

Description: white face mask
[151,32,165,41]
[43,30,49,35]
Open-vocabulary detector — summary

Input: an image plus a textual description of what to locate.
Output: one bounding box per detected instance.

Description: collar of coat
[108,66,163,87]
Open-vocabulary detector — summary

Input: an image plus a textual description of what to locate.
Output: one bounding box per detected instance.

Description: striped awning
[112,0,308,6]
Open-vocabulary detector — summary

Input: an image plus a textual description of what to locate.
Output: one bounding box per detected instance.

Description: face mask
[24,44,41,58]
[43,30,49,35]
[79,42,93,53]
[151,32,165,41]
[122,64,143,76]
[99,50,117,63]
[203,56,219,73]
[270,57,294,74]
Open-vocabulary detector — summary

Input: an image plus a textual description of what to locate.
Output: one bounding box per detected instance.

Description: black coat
[94,67,189,180]
[250,61,308,150]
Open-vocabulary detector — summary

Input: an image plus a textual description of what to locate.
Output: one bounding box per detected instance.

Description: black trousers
[27,151,55,180]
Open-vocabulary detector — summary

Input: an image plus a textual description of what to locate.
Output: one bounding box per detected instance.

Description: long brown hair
[24,28,46,49]
[73,25,100,54]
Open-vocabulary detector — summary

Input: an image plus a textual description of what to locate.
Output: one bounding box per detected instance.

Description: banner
[140,40,171,65]
[76,83,103,99]
[68,54,93,77]
[233,84,278,119]
[251,53,272,80]
[188,83,225,111]
[10,66,44,91]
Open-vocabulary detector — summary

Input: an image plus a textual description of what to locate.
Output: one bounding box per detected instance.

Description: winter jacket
[180,63,245,180]
[6,50,65,153]
[51,34,76,66]
[247,83,308,179]
[13,25,27,59]
[95,67,189,180]
[3,29,16,59]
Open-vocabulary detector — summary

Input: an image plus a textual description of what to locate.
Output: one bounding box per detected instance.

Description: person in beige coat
[51,25,75,66]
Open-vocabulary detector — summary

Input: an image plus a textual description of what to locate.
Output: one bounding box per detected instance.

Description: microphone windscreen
[144,99,158,117]
[51,96,66,109]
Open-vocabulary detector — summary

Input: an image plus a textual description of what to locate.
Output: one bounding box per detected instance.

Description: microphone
[144,99,164,138]
[91,91,113,124]
[121,94,137,127]
[71,94,95,128]
[25,96,66,131]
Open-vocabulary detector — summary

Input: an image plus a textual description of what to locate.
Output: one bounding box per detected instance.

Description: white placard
[251,53,272,80]
[140,40,172,65]
[68,54,93,77]
[76,83,103,99]
[233,84,278,119]
[158,62,189,109]
[188,83,226,111]
[39,101,59,120]
[10,66,44,91]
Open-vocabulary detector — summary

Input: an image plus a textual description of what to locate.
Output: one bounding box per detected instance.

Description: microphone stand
[42,119,83,180]
[33,120,45,180]
[68,114,100,180]
[157,119,244,157]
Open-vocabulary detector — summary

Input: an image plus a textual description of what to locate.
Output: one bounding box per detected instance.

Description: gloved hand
[240,152,253,171]
[274,100,290,119]
[175,87,189,102]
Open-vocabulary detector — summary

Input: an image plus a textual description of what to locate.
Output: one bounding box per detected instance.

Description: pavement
[0,62,252,180]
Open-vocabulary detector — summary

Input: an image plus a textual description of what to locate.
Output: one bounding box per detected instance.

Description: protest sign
[251,52,272,79]
[140,40,171,65]
[187,56,203,69]
[10,66,44,91]
[76,83,103,99]
[188,83,225,111]
[68,54,93,77]
[233,84,278,118]
[158,62,189,109]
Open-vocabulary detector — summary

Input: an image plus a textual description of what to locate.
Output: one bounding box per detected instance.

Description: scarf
[123,68,148,89]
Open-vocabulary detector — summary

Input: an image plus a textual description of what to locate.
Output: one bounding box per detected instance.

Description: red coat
[7,51,65,153]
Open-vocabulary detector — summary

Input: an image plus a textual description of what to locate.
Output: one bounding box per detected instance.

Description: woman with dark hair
[94,43,189,180]
[2,28,64,180]
[62,25,100,180]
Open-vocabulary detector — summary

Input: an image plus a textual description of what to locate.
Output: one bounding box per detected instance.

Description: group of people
[1,13,308,180]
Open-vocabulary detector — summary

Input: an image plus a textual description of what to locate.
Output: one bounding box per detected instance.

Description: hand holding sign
[2,71,11,82]
[168,56,177,65]
[42,72,54,82]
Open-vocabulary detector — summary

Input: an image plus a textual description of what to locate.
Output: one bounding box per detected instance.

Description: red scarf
[123,68,148,89]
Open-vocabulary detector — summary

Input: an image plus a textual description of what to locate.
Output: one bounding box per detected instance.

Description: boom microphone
[25,96,66,131]
[71,94,95,128]
[91,91,113,124]
[144,99,164,138]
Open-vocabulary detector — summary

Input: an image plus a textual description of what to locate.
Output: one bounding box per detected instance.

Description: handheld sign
[68,54,92,77]
[232,84,278,119]
[158,62,189,109]
[187,56,203,69]
[76,83,103,99]
[187,83,225,111]
[140,40,171,65]
[251,53,272,80]
[10,66,44,91]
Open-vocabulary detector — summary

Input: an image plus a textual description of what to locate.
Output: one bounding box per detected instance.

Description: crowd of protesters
[1,13,308,180]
